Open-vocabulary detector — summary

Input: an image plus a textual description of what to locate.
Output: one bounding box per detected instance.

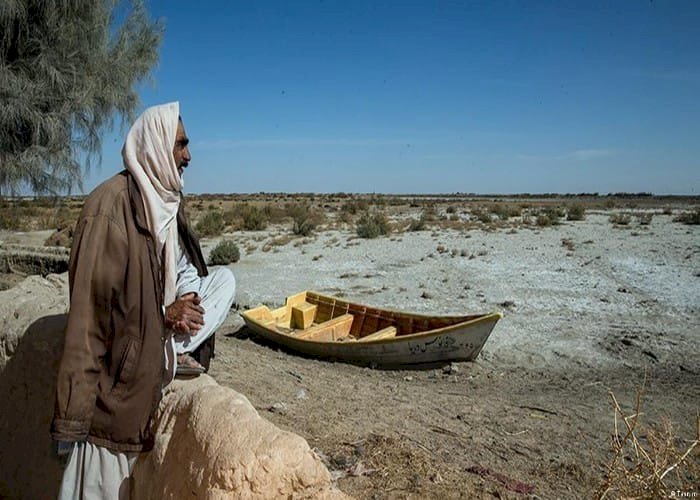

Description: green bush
[241,206,267,230]
[196,210,225,237]
[356,211,390,238]
[208,240,240,265]
[567,205,586,221]
[224,204,268,231]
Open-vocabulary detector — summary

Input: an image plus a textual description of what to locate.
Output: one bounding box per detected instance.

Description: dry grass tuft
[597,388,699,499]
[331,433,461,496]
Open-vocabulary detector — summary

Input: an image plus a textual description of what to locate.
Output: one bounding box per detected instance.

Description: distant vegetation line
[5,192,698,201]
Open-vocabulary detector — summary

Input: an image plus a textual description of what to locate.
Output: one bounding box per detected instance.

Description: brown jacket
[51,171,207,452]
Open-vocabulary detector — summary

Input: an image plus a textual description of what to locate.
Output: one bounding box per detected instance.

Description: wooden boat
[240,291,502,366]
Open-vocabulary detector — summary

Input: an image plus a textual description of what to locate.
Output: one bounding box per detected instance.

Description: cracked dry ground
[208,313,699,499]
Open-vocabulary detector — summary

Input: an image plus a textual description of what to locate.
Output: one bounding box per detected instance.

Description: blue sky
[88,1,700,194]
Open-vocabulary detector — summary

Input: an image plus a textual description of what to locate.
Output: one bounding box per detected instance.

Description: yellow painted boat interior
[243,291,486,343]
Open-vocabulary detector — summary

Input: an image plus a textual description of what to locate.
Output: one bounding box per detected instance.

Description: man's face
[173,119,191,176]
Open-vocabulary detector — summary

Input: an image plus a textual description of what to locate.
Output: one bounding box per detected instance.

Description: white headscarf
[122,102,182,306]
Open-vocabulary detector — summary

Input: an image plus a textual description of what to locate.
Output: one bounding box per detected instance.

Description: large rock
[0,274,69,499]
[134,376,347,499]
[0,274,346,499]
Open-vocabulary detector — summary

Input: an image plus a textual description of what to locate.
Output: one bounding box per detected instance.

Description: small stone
[269,402,287,414]
[420,291,433,299]
[295,389,307,400]
[403,376,413,382]
[331,454,353,468]
[442,363,459,375]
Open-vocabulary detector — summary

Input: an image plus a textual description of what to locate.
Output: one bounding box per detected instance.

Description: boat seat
[295,314,354,341]
[291,302,317,329]
[358,326,397,342]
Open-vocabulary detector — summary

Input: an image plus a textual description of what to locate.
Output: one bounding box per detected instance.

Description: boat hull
[242,307,501,366]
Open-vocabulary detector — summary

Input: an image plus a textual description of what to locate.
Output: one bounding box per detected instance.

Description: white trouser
[173,266,236,355]
[58,442,138,500]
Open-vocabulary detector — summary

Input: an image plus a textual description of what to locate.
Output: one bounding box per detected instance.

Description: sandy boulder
[0,274,69,499]
[134,375,347,499]
[0,274,346,499]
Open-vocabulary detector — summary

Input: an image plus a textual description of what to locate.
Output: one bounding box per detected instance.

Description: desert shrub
[407,215,427,231]
[545,206,565,219]
[262,203,286,224]
[490,204,520,220]
[241,206,267,230]
[566,205,586,221]
[490,205,508,220]
[471,209,492,224]
[340,199,369,215]
[609,213,632,226]
[337,211,354,224]
[356,211,390,238]
[534,207,563,226]
[196,210,225,237]
[535,214,552,227]
[446,205,456,214]
[224,204,268,231]
[536,215,552,227]
[37,205,74,230]
[662,207,673,215]
[508,205,523,217]
[208,240,240,265]
[637,213,653,225]
[0,205,29,230]
[286,203,320,236]
[672,208,700,225]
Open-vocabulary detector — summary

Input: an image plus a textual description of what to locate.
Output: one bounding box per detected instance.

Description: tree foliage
[0,0,162,195]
